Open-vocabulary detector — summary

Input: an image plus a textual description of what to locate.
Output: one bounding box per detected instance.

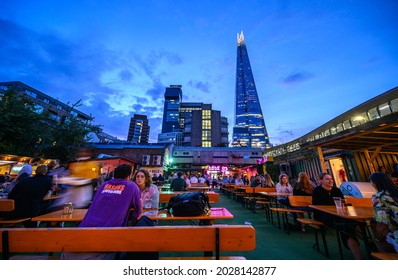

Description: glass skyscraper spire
[233,31,271,149]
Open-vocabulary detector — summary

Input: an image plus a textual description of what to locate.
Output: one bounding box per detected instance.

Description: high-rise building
[158,85,183,145]
[127,114,150,144]
[233,31,271,149]
[161,85,182,133]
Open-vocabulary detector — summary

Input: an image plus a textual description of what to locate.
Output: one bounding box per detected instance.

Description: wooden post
[364,149,376,173]
[317,146,327,173]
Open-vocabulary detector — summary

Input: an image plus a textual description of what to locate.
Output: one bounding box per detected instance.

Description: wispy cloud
[280,70,314,85]
[188,80,211,93]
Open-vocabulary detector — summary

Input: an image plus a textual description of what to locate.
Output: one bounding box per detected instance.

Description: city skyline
[1,1,397,146]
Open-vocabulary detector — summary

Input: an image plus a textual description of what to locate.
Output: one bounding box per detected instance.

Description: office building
[181,103,229,147]
[233,31,271,149]
[127,114,150,144]
[161,85,182,133]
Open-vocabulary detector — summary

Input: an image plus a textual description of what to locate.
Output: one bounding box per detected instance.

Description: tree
[0,88,101,162]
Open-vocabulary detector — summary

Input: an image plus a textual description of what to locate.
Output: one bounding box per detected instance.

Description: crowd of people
[1,155,398,260]
[289,169,398,260]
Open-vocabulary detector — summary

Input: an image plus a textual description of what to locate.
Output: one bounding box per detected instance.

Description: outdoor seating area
[0,183,390,260]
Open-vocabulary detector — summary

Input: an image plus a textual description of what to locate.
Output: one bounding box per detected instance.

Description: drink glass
[333,197,342,209]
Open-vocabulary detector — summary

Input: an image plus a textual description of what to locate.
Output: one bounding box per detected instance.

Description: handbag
[166,192,211,216]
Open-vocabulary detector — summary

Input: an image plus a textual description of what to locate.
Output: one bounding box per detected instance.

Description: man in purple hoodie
[62,164,141,259]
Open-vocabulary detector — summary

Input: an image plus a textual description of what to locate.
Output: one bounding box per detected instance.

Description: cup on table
[333,197,342,209]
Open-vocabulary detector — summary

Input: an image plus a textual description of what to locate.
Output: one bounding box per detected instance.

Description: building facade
[0,81,92,124]
[233,31,271,149]
[127,114,150,144]
[181,103,229,147]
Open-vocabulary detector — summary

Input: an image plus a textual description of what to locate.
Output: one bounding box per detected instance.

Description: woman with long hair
[294,172,314,196]
[369,172,398,253]
[276,174,293,207]
[263,173,275,188]
[132,169,159,210]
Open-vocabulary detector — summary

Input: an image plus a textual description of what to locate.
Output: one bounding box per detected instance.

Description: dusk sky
[1,0,397,145]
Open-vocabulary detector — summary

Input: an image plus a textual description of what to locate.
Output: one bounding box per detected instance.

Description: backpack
[166,192,211,216]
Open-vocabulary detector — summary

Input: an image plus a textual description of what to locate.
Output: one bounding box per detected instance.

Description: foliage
[0,89,101,162]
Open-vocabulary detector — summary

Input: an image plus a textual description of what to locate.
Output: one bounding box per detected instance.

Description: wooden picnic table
[32,207,233,226]
[309,204,374,259]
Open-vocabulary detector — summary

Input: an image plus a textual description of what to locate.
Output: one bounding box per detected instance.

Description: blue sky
[1,0,397,145]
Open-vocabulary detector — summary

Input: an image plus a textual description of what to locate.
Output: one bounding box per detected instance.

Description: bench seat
[1,225,256,260]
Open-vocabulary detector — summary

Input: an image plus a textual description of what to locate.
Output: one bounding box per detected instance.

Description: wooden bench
[289,196,329,258]
[0,199,31,227]
[244,188,276,215]
[0,225,256,260]
[371,252,398,260]
[269,195,309,234]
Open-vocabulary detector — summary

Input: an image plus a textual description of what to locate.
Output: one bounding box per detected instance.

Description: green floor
[159,191,368,260]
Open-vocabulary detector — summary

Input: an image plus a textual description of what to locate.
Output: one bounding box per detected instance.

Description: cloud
[187,80,211,93]
[119,70,133,81]
[280,70,314,85]
[0,18,175,142]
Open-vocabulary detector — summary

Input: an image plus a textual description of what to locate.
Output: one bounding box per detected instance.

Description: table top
[309,205,374,220]
[142,207,233,220]
[258,192,292,197]
[32,207,233,223]
[186,186,212,191]
[32,209,88,222]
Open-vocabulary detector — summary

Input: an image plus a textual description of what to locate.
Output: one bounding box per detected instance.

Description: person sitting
[133,169,159,211]
[189,174,198,184]
[312,172,363,259]
[198,175,206,184]
[6,165,52,226]
[170,172,187,191]
[16,157,41,180]
[263,174,275,188]
[234,174,244,185]
[276,174,293,207]
[151,173,158,184]
[250,174,262,188]
[183,173,191,189]
[369,172,398,253]
[157,173,164,183]
[294,172,314,196]
[62,164,141,260]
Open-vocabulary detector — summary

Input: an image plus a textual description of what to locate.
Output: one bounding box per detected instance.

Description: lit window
[378,102,392,117]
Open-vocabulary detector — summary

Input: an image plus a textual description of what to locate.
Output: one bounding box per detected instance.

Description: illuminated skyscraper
[233,31,271,149]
